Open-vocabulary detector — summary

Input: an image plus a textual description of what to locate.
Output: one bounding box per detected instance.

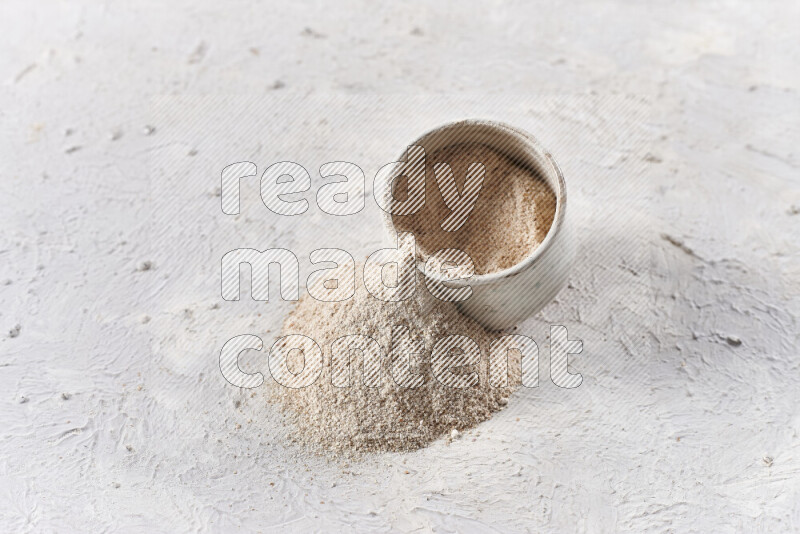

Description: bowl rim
[381,118,567,288]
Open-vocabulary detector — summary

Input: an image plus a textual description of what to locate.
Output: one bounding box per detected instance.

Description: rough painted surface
[1,1,798,532]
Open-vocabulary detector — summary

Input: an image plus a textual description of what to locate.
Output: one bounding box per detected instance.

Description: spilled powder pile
[392,142,557,274]
[267,272,520,454]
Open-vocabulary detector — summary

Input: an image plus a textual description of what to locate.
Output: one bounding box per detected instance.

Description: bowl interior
[383,119,566,285]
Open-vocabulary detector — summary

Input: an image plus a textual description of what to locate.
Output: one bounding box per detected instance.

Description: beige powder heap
[268,270,520,455]
[392,142,557,274]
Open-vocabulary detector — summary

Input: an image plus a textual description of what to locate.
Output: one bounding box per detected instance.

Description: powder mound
[268,271,520,454]
[392,142,557,274]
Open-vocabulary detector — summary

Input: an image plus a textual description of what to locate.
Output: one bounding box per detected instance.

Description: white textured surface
[1,1,799,532]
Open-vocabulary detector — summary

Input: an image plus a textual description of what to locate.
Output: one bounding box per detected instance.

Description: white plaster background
[1,1,798,532]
